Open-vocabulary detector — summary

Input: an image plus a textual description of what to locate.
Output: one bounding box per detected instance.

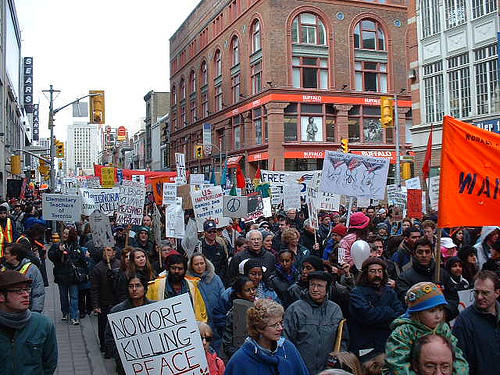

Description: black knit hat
[457,245,477,262]
[301,255,323,271]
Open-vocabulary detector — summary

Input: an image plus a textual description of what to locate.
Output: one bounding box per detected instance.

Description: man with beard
[0,205,17,257]
[453,270,500,375]
[397,237,459,320]
[391,226,421,272]
[348,257,404,358]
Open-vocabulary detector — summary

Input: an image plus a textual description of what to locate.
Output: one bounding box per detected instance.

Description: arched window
[292,13,326,45]
[201,60,208,86]
[189,70,196,94]
[231,36,239,66]
[172,85,177,105]
[214,49,222,77]
[251,20,261,53]
[353,19,388,93]
[180,78,186,100]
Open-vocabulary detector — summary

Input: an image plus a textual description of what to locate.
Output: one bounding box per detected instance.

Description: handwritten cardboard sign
[190,185,230,231]
[407,189,423,219]
[89,211,115,248]
[101,167,116,188]
[116,180,146,225]
[107,294,208,375]
[80,188,119,216]
[42,194,82,222]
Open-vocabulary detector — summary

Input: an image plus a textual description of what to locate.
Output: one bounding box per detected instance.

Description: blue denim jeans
[58,283,79,319]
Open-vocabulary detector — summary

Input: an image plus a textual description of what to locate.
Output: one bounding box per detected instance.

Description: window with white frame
[291,13,326,45]
[292,57,328,89]
[421,0,441,37]
[445,0,467,29]
[448,53,471,118]
[354,19,386,50]
[214,50,222,77]
[252,20,261,53]
[423,61,444,123]
[251,61,262,94]
[201,61,208,86]
[474,44,498,115]
[201,92,209,118]
[189,70,196,94]
[231,37,239,66]
[472,0,497,19]
[180,79,186,100]
[215,84,223,111]
[231,74,240,104]
[355,61,387,92]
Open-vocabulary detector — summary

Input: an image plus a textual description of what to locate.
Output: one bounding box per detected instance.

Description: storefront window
[283,103,335,143]
[284,115,298,142]
[348,105,391,143]
[285,158,324,171]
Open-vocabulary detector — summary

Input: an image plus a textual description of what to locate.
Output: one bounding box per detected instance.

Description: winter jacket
[474,226,500,268]
[384,316,469,375]
[452,301,500,375]
[91,258,121,308]
[22,216,48,232]
[131,237,155,258]
[1,258,45,313]
[225,337,309,375]
[397,258,460,320]
[199,239,228,282]
[348,284,404,356]
[186,259,225,323]
[0,312,57,375]
[228,248,276,282]
[270,265,300,307]
[391,241,412,272]
[48,241,86,285]
[284,293,348,375]
[205,347,225,375]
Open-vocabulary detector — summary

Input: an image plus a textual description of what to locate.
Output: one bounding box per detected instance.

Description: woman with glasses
[225,299,308,375]
[197,321,225,375]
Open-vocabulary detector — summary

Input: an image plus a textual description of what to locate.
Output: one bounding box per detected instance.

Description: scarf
[0,309,31,330]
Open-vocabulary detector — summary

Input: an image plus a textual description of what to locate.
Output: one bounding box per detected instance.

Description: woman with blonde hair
[326,351,363,375]
[281,227,310,269]
[225,299,308,375]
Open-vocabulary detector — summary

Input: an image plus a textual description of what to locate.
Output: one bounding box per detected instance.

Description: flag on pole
[422,124,433,180]
[236,165,246,188]
[438,116,500,227]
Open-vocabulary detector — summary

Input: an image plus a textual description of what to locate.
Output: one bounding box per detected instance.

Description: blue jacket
[452,301,500,375]
[0,312,58,374]
[348,284,404,355]
[225,337,309,375]
[23,216,49,232]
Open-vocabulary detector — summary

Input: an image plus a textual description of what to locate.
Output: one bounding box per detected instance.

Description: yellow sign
[101,167,115,188]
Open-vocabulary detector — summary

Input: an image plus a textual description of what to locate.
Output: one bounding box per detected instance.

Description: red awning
[226,155,243,168]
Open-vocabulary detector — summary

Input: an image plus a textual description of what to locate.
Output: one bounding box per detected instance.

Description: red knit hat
[332,224,348,237]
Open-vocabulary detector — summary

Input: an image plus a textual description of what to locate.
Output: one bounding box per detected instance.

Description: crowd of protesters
[0,195,499,375]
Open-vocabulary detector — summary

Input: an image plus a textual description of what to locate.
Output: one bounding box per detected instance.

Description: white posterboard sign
[260,170,319,205]
[80,188,120,216]
[116,180,146,226]
[175,153,187,185]
[245,193,264,221]
[42,194,82,222]
[85,177,102,188]
[165,198,185,239]
[284,181,302,210]
[405,177,422,190]
[429,175,440,211]
[162,183,177,206]
[89,211,115,248]
[223,196,248,218]
[62,177,79,195]
[320,151,389,200]
[131,175,146,184]
[152,205,163,246]
[107,294,208,375]
[191,185,230,231]
[357,197,371,208]
[190,174,204,186]
[262,197,272,218]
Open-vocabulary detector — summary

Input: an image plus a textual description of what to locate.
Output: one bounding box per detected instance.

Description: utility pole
[394,92,401,187]
[42,85,60,192]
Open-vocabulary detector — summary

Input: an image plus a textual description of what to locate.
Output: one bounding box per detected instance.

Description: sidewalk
[44,263,117,375]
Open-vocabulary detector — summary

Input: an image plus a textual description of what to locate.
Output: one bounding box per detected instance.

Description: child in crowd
[198,322,225,375]
[384,282,468,375]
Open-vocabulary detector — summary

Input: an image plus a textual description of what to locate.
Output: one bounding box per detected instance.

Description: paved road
[44,262,117,375]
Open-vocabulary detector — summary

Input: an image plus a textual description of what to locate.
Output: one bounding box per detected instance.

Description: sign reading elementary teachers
[42,194,82,222]
[107,294,208,375]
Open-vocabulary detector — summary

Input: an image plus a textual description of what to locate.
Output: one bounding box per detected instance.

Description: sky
[15,0,201,141]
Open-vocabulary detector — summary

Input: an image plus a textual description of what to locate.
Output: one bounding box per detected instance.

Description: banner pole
[434,228,442,283]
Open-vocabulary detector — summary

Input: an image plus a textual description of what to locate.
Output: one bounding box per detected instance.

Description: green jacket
[0,312,58,374]
[383,316,468,375]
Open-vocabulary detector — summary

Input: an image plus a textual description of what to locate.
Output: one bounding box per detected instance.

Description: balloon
[351,240,371,269]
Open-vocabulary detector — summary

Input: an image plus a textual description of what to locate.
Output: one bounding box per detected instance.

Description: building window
[215,84,223,111]
[253,107,263,145]
[214,50,222,77]
[354,19,386,50]
[190,99,197,123]
[251,61,262,94]
[201,92,209,118]
[474,44,498,115]
[292,13,326,45]
[355,61,387,92]
[445,0,467,29]
[171,113,177,131]
[472,0,497,18]
[292,57,328,89]
[233,115,242,149]
[231,36,239,66]
[348,105,390,143]
[180,79,186,100]
[189,70,196,94]
[231,74,240,104]
[283,103,336,143]
[421,0,441,37]
[201,61,208,86]
[448,53,471,118]
[181,105,186,127]
[423,61,445,123]
[172,86,177,105]
[251,20,261,53]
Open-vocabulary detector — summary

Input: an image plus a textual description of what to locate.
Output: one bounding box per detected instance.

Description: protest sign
[62,177,79,195]
[320,151,389,199]
[190,174,204,185]
[284,183,302,210]
[407,189,423,219]
[42,194,82,222]
[223,196,247,218]
[405,177,421,190]
[245,193,264,221]
[429,175,440,212]
[191,185,230,231]
[85,177,102,188]
[165,198,185,239]
[131,175,146,184]
[80,188,120,216]
[260,170,318,205]
[89,211,115,248]
[107,294,208,375]
[177,185,193,210]
[262,197,272,217]
[357,197,371,208]
[152,205,163,246]
[162,183,177,206]
[101,167,116,188]
[175,153,187,185]
[116,180,146,225]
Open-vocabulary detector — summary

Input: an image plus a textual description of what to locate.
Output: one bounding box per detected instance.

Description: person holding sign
[225,299,308,375]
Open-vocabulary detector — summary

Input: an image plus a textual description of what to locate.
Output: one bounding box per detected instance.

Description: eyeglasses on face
[267,320,283,329]
[5,287,31,295]
[200,335,213,342]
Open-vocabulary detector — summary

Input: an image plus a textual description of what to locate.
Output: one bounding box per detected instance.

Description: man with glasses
[0,270,57,374]
[411,334,454,375]
[349,257,404,359]
[397,237,459,320]
[453,270,500,375]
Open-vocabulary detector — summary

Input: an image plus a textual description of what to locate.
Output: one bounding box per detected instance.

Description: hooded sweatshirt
[474,226,500,268]
[383,315,469,375]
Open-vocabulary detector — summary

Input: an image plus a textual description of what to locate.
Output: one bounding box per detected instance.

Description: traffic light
[30,170,36,180]
[89,90,105,124]
[402,162,412,180]
[380,96,394,128]
[341,138,349,153]
[11,155,21,175]
[55,141,65,158]
[38,159,50,177]
[195,145,203,159]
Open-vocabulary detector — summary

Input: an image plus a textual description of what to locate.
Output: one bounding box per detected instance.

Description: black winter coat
[91,258,121,307]
[48,242,86,285]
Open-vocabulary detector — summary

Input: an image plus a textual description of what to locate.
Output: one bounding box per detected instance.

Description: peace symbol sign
[227,198,241,213]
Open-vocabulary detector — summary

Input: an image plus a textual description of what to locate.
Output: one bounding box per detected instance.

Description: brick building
[169,0,413,182]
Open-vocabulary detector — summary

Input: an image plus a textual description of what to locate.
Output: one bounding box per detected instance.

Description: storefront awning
[226,155,243,167]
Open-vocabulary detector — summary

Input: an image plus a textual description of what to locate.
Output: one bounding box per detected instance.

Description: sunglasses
[200,335,213,342]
